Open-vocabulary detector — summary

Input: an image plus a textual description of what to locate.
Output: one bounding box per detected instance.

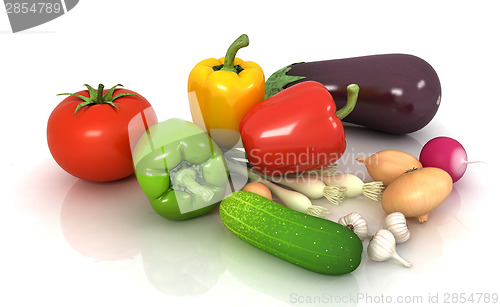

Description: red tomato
[47,85,158,182]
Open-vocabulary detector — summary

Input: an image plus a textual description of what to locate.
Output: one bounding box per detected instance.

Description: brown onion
[381,167,453,223]
[356,150,422,185]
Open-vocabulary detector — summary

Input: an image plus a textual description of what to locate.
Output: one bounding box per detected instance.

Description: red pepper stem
[335,84,359,120]
[221,34,249,73]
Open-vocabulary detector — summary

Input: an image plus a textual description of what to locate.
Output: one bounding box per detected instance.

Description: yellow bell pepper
[188,34,265,148]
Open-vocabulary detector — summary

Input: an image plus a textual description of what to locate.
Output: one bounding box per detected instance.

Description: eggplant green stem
[221,34,249,73]
[264,65,306,99]
[335,84,359,120]
[57,83,141,115]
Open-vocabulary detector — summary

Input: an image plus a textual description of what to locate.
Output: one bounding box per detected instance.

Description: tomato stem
[96,84,105,103]
[57,84,141,115]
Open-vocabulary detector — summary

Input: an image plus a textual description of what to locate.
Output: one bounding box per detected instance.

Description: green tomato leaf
[83,84,98,101]
[102,84,123,101]
[109,92,141,102]
[73,101,92,115]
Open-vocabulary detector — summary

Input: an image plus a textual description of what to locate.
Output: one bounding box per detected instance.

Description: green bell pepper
[132,118,228,220]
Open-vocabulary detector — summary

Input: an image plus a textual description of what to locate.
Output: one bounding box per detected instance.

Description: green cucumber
[219,191,363,275]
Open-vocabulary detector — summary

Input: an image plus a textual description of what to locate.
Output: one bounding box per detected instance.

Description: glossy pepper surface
[240,81,359,175]
[188,34,265,148]
[132,118,228,220]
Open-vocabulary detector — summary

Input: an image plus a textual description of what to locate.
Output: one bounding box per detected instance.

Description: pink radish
[419,136,478,182]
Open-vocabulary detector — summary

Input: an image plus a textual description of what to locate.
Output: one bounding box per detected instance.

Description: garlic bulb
[367,229,411,267]
[384,212,410,243]
[338,212,369,241]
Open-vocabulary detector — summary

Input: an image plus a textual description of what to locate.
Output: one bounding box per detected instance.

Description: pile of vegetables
[46,33,479,276]
[357,139,471,223]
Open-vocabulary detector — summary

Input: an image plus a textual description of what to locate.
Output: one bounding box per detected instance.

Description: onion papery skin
[381,167,453,223]
[357,150,422,186]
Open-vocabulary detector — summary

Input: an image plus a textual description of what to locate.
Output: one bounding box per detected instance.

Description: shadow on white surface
[60,176,147,261]
[222,232,360,306]
[140,210,227,296]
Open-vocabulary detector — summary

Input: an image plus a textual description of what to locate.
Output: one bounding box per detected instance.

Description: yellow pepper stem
[221,34,249,73]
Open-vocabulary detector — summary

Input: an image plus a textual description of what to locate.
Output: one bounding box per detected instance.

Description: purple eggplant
[265,54,441,134]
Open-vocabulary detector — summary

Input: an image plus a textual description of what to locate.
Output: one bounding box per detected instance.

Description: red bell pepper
[239,81,359,175]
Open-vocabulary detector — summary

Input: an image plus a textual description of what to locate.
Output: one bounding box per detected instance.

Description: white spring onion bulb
[338,212,369,241]
[285,164,339,178]
[322,173,384,204]
[384,212,410,243]
[226,160,329,218]
[258,171,345,206]
[367,229,411,268]
[302,163,339,177]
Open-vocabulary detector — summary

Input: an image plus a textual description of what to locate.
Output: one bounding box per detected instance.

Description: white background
[1,1,498,306]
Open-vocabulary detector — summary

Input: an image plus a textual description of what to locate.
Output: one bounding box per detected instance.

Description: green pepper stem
[221,34,249,73]
[175,168,214,202]
[335,84,359,120]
